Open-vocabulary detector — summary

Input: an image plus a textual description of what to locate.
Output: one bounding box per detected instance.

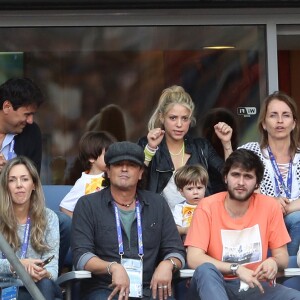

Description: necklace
[169,143,184,156]
[114,198,135,208]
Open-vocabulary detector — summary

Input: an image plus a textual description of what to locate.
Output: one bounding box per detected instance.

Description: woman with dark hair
[0,156,62,300]
[201,107,239,193]
[240,91,300,256]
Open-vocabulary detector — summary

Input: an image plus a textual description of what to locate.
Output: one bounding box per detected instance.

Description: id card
[1,286,18,300]
[121,258,143,298]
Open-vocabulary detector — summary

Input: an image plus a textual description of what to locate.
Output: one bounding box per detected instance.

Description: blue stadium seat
[42,185,72,211]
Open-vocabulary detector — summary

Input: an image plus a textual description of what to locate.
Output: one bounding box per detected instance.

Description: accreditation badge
[1,286,18,300]
[121,258,143,298]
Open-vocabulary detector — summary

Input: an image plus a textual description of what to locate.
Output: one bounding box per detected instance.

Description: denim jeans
[18,278,63,300]
[55,211,72,272]
[284,211,300,256]
[187,262,300,300]
[82,288,176,300]
[279,255,300,291]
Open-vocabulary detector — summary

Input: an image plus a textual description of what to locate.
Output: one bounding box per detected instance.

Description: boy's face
[179,182,206,205]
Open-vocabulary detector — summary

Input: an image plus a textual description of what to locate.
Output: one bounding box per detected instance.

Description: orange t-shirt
[185,192,290,274]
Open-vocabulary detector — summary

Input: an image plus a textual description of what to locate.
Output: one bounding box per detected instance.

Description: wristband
[166,257,179,272]
[144,144,158,162]
[107,261,117,275]
[147,144,159,152]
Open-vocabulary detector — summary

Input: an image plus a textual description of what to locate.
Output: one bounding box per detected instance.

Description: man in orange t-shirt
[185,149,300,300]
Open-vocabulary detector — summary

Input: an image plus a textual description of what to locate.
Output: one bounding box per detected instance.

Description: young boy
[173,164,208,237]
[59,131,116,217]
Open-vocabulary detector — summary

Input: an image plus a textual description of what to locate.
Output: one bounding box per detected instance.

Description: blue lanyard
[113,200,144,259]
[2,217,31,259]
[267,147,292,198]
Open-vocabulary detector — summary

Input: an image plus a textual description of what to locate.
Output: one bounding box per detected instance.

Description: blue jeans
[82,288,176,300]
[55,211,72,272]
[279,255,300,291]
[18,278,63,300]
[284,211,300,256]
[187,263,300,300]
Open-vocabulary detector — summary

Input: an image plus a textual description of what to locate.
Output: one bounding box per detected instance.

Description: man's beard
[227,186,255,202]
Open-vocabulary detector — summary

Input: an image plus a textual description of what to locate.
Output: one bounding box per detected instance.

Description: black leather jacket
[138,135,226,196]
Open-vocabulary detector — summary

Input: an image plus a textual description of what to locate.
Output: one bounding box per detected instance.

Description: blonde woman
[138,85,232,212]
[0,156,62,300]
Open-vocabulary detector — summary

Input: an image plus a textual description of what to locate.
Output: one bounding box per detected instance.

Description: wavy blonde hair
[0,156,49,253]
[258,91,300,157]
[148,85,196,130]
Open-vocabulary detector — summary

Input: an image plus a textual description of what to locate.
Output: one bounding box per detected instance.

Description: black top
[14,122,42,174]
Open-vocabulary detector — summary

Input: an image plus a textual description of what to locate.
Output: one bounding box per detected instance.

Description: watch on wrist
[230,263,239,276]
[167,257,179,272]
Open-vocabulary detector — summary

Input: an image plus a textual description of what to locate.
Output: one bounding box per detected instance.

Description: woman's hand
[19,258,49,282]
[147,128,165,149]
[275,197,290,215]
[214,122,233,143]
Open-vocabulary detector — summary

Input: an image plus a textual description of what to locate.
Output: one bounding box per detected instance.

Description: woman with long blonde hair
[138,85,233,212]
[0,156,62,300]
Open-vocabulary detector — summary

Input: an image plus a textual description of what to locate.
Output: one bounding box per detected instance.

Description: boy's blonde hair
[174,164,209,190]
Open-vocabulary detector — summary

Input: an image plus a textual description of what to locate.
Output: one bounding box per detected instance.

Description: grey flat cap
[104,141,144,166]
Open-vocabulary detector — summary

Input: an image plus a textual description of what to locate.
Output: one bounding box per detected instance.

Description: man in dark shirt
[0,77,71,273]
[72,141,186,300]
[0,77,43,172]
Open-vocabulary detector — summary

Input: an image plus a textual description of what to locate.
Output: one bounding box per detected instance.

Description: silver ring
[158,286,163,289]
[163,285,168,288]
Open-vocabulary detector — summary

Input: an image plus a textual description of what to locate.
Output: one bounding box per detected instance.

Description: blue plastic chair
[42,185,72,211]
[42,185,73,271]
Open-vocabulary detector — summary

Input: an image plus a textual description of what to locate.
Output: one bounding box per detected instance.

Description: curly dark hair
[222,149,264,185]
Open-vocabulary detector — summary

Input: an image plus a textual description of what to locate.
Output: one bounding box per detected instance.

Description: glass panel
[277,25,300,114]
[0,25,266,184]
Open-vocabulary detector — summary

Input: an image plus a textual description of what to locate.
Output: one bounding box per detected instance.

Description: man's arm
[71,195,130,300]
[187,246,233,275]
[187,246,266,294]
[150,258,181,300]
[85,257,130,300]
[150,197,185,300]
[60,207,73,218]
[270,245,289,271]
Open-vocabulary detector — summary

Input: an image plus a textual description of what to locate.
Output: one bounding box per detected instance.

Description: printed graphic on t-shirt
[182,205,196,227]
[85,177,104,195]
[221,224,262,265]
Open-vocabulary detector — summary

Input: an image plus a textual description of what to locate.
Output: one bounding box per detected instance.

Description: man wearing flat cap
[71,141,185,300]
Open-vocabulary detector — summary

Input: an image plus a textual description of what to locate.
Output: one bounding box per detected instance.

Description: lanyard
[2,217,31,259]
[113,200,144,259]
[267,146,292,198]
